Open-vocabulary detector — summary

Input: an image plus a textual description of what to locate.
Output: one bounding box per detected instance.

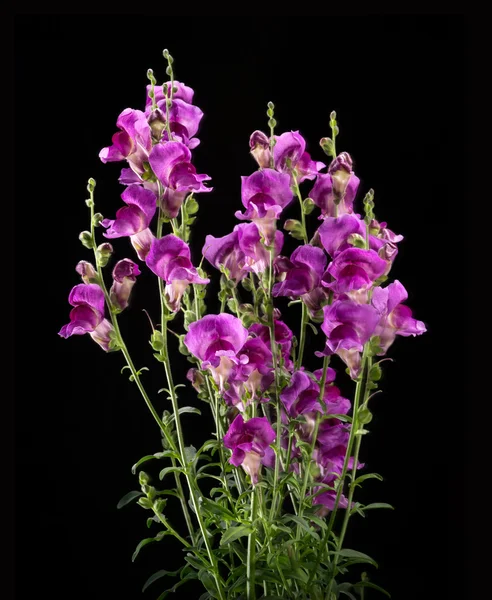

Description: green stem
[292,174,308,244]
[246,487,258,600]
[326,353,372,597]
[152,507,192,549]
[296,302,308,370]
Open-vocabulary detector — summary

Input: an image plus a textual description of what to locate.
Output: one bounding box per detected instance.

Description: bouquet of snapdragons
[59,50,426,600]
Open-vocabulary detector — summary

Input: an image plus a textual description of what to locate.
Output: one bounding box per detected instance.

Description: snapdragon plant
[59,50,426,600]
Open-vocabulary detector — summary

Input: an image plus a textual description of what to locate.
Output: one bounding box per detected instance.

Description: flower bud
[75,260,97,284]
[79,231,94,249]
[249,130,271,168]
[96,242,114,267]
[110,259,141,311]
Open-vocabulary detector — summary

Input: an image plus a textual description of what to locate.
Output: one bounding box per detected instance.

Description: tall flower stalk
[59,51,426,600]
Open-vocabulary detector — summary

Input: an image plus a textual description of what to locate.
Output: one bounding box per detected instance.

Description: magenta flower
[110,259,141,311]
[310,152,360,218]
[235,169,293,245]
[371,280,426,353]
[249,130,271,168]
[99,109,151,174]
[324,247,387,294]
[184,314,249,391]
[273,245,327,298]
[58,284,113,351]
[318,299,380,378]
[273,131,325,182]
[223,414,276,485]
[203,223,284,282]
[146,235,209,312]
[101,185,157,239]
[313,368,351,416]
[249,319,294,371]
[280,370,323,418]
[318,213,366,257]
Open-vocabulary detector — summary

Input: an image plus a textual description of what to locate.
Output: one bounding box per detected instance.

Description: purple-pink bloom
[101,185,157,239]
[371,280,426,353]
[280,370,323,418]
[235,169,293,245]
[58,284,113,351]
[99,109,152,174]
[273,245,327,298]
[76,261,97,284]
[223,414,276,485]
[184,314,249,391]
[310,152,360,218]
[318,213,366,257]
[110,259,141,311]
[203,223,284,282]
[249,130,271,168]
[146,235,209,312]
[318,299,380,378]
[249,319,294,371]
[148,142,212,216]
[324,247,387,294]
[313,368,351,416]
[273,131,325,182]
[130,227,155,261]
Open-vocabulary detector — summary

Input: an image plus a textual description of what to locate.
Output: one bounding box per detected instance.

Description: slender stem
[246,487,258,600]
[292,174,308,244]
[296,302,308,370]
[152,507,192,549]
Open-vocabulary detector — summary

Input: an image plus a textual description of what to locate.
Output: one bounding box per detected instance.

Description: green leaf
[282,515,320,541]
[200,497,236,521]
[116,490,142,509]
[159,466,186,480]
[352,473,383,486]
[132,536,165,562]
[220,525,253,546]
[354,581,391,597]
[142,569,182,592]
[336,548,378,567]
[361,502,394,511]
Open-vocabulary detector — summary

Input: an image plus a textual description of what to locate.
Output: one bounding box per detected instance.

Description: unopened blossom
[58,284,113,351]
[318,299,380,378]
[101,185,157,239]
[368,219,404,275]
[310,151,360,217]
[249,130,271,168]
[223,414,276,485]
[235,169,293,245]
[371,280,426,353]
[184,314,249,391]
[273,131,325,182]
[76,260,97,285]
[110,259,141,311]
[148,141,212,217]
[146,235,209,312]
[99,109,152,175]
[249,319,294,371]
[324,247,387,294]
[273,245,327,298]
[203,222,284,282]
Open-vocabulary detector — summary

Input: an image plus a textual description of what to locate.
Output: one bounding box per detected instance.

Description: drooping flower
[223,414,276,485]
[184,314,249,391]
[148,141,212,217]
[146,235,209,312]
[130,227,155,261]
[203,223,284,282]
[273,245,327,298]
[58,284,113,351]
[99,109,152,174]
[371,280,426,353]
[323,247,387,294]
[235,169,293,245]
[318,299,380,378]
[310,152,360,218]
[109,259,141,311]
[273,131,325,182]
[249,319,294,371]
[249,130,271,168]
[101,185,157,239]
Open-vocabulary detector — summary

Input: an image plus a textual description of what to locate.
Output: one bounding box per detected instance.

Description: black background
[14,15,464,600]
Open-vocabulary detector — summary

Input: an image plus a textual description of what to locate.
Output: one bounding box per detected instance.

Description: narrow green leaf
[352,473,383,486]
[142,569,181,592]
[159,466,186,480]
[354,581,391,597]
[132,537,159,562]
[220,525,253,545]
[116,490,142,509]
[362,502,394,511]
[336,548,378,567]
[282,515,320,541]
